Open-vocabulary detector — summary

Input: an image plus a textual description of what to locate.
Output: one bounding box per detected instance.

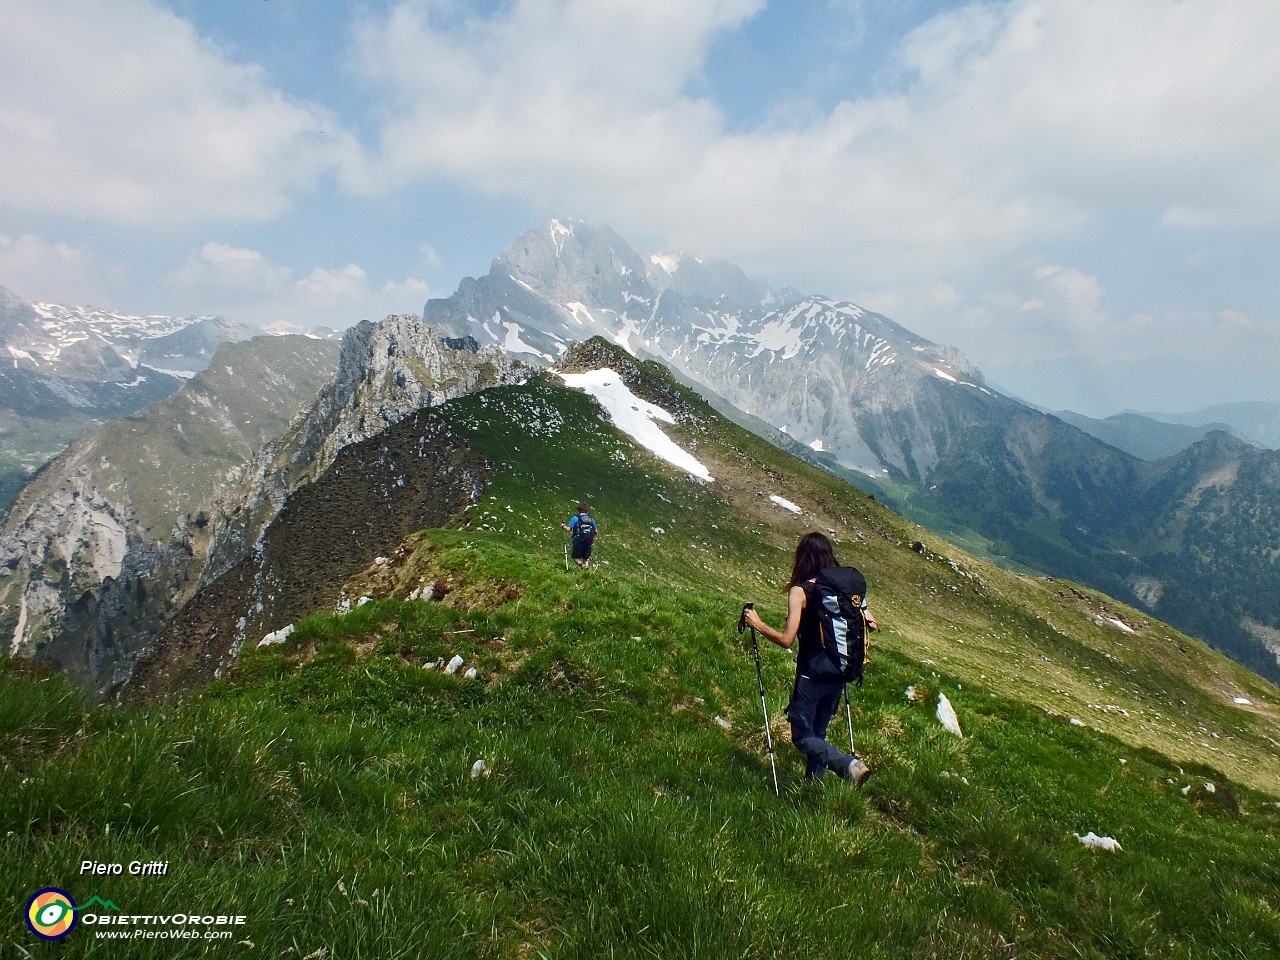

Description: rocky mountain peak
[420,220,996,474]
[326,313,531,463]
[494,219,662,312]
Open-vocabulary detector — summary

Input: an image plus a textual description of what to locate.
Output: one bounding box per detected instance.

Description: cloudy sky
[2,0,1278,417]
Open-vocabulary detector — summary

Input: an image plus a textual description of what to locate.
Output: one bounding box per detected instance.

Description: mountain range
[0,285,255,511]
[1052,406,1280,461]
[3,220,1279,690]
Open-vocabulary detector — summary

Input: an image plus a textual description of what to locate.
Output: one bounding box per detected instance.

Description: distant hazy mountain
[1057,403,1280,460]
[1051,410,1231,460]
[1138,401,1280,450]
[0,285,255,511]
[0,284,253,402]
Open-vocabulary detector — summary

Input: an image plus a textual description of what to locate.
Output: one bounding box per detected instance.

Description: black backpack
[573,513,597,544]
[807,566,869,684]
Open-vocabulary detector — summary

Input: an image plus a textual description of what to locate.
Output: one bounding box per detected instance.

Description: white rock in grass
[470,759,489,779]
[1074,832,1122,852]
[258,624,295,647]
[905,685,923,702]
[444,654,464,675]
[936,693,963,737]
[1204,782,1216,794]
[464,667,478,679]
[714,715,732,731]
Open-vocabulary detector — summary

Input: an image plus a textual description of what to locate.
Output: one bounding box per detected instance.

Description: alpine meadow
[4,339,1278,959]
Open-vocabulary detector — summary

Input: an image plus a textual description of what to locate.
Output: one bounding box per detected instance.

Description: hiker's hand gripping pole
[739,603,780,795]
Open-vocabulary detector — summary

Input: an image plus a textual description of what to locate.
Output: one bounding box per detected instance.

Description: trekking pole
[844,686,855,754]
[846,607,868,753]
[739,603,779,795]
[562,531,569,572]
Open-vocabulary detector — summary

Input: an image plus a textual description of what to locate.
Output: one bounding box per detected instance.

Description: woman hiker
[743,531,877,786]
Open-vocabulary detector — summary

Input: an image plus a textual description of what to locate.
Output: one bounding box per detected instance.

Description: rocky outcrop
[200,316,530,587]
[124,410,488,698]
[4,310,532,692]
[114,317,530,695]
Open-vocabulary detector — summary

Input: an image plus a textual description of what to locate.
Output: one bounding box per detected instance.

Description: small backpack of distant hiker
[806,566,870,684]
[573,512,597,544]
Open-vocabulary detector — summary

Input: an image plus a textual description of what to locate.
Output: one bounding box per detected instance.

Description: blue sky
[2,0,1278,417]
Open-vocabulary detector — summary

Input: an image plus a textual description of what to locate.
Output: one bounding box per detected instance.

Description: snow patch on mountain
[501,322,552,362]
[550,218,573,253]
[32,302,200,342]
[144,365,198,379]
[558,368,713,482]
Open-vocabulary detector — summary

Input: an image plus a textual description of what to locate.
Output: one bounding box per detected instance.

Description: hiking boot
[842,758,872,788]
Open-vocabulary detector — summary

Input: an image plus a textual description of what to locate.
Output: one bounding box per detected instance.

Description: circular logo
[25,888,78,941]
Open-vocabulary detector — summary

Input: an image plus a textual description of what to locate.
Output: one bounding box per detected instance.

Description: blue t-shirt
[568,513,597,542]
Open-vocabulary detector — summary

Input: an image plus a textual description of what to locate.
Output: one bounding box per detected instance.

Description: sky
[1,0,1278,417]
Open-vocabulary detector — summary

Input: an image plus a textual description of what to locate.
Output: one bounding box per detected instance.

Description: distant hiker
[743,531,878,786]
[561,502,598,569]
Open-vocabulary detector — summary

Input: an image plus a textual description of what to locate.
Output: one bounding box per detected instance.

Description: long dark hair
[787,532,838,589]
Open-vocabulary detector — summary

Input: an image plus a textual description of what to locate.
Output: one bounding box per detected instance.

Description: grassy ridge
[4,365,1279,957]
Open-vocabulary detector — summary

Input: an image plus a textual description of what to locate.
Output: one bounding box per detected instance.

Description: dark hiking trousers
[787,673,854,781]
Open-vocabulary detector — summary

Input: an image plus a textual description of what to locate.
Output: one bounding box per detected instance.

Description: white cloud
[347,0,763,194]
[167,242,428,330]
[871,261,1113,368]
[0,232,125,305]
[1016,264,1107,334]
[0,0,358,225]
[11,0,1276,290]
[168,242,293,296]
[417,244,444,274]
[919,259,1277,395]
[3,0,1276,415]
[347,0,1280,286]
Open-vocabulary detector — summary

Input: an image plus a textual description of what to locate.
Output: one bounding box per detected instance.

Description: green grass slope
[4,347,1279,958]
